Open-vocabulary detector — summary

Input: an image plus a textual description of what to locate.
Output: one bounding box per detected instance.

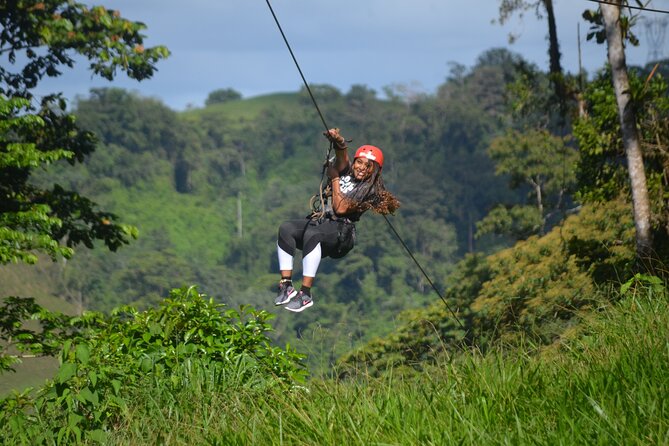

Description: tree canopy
[205,88,243,106]
[0,1,169,264]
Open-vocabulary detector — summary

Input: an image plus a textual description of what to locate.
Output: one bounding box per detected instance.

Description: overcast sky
[36,0,668,111]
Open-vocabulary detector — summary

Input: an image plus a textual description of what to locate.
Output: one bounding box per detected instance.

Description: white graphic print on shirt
[339,175,356,195]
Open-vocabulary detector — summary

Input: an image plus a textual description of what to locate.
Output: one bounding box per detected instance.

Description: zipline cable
[264,0,465,330]
[264,0,330,133]
[264,0,337,219]
[382,214,465,329]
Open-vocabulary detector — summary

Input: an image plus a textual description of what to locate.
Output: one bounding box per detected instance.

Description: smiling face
[352,156,375,181]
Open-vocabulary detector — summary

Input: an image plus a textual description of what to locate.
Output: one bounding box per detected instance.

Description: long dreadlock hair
[338,160,400,215]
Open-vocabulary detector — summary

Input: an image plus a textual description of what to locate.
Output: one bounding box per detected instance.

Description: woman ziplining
[264,0,464,327]
[274,128,400,312]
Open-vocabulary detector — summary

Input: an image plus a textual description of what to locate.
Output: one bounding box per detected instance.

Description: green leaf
[56,362,77,383]
[177,343,197,355]
[62,340,72,359]
[68,412,83,428]
[139,356,152,372]
[71,425,82,443]
[75,344,90,365]
[111,379,122,396]
[87,429,108,443]
[621,276,635,295]
[78,386,99,405]
[148,322,163,335]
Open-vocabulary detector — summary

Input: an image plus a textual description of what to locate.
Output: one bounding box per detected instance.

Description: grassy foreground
[110,290,669,445]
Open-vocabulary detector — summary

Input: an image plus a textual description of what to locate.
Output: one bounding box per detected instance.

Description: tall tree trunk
[544,0,561,75]
[543,0,565,102]
[601,1,653,259]
[497,1,564,103]
[531,178,545,234]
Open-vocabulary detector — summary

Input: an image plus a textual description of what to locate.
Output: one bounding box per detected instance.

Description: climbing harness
[264,0,464,330]
[309,143,336,221]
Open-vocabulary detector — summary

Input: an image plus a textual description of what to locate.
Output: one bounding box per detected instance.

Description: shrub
[0,286,306,444]
[340,199,636,376]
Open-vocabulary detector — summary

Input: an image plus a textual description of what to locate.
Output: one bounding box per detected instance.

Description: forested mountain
[4,2,669,442]
[3,48,667,375]
[2,48,538,370]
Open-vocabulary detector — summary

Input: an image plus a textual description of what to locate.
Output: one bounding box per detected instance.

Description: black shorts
[278,217,355,259]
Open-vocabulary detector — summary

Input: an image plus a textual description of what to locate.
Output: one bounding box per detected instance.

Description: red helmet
[354,145,384,168]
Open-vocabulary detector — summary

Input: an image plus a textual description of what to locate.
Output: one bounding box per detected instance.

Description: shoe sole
[275,289,297,306]
[284,300,313,313]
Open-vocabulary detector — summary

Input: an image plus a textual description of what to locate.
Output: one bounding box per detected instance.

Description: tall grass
[110,289,669,445]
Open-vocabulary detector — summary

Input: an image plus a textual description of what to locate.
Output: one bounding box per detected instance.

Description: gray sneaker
[275,280,297,306]
[284,291,313,313]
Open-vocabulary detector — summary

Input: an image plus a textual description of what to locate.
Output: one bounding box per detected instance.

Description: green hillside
[4,48,668,379]
[4,50,548,375]
[3,3,669,443]
[107,288,669,445]
[184,91,304,123]
[1,52,668,446]
[2,271,667,444]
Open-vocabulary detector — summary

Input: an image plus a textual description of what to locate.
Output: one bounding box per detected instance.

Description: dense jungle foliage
[2,49,667,378]
[4,49,669,366]
[5,48,557,370]
[3,1,669,443]
[2,283,668,444]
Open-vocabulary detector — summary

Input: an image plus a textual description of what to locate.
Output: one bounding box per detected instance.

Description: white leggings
[277,242,321,277]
